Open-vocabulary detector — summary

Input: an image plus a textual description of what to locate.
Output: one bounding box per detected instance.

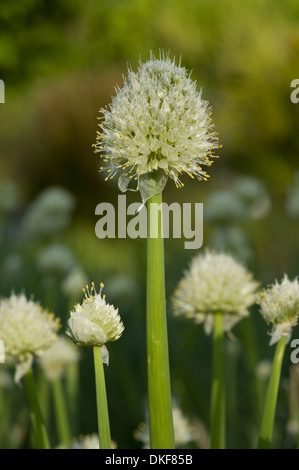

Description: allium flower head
[232,176,271,219]
[66,282,124,348]
[37,243,75,277]
[39,336,80,381]
[172,250,259,333]
[62,267,89,300]
[23,186,75,239]
[0,293,60,381]
[257,275,299,345]
[95,53,219,203]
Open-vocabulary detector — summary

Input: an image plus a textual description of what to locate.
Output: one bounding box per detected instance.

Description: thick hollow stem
[24,368,50,449]
[211,312,225,449]
[146,191,175,449]
[258,335,287,449]
[93,346,112,449]
[52,377,71,446]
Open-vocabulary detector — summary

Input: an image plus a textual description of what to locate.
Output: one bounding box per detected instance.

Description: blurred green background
[1,0,299,449]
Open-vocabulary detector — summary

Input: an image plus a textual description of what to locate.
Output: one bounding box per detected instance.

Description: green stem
[93,346,111,449]
[66,362,80,435]
[52,377,71,446]
[24,368,50,449]
[241,315,263,426]
[37,369,50,425]
[146,191,175,449]
[225,341,239,449]
[211,312,225,449]
[258,335,287,449]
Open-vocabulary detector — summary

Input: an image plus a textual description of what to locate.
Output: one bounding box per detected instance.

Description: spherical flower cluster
[23,186,75,239]
[66,283,124,348]
[172,250,259,333]
[0,293,60,381]
[257,275,299,345]
[37,244,75,277]
[95,54,219,203]
[232,176,271,219]
[62,267,89,300]
[38,336,80,381]
[205,190,245,224]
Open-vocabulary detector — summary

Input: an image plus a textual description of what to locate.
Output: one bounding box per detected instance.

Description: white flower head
[0,293,60,381]
[257,275,299,345]
[94,52,219,203]
[37,243,75,277]
[66,282,124,348]
[172,250,259,334]
[23,186,75,239]
[62,267,89,300]
[286,170,299,219]
[38,336,80,381]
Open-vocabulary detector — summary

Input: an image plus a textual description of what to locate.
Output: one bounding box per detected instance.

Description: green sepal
[138,170,168,204]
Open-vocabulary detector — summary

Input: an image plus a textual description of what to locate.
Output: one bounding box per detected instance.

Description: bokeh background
[1,0,299,449]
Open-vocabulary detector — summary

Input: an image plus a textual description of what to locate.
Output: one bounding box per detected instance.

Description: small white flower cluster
[39,336,80,381]
[95,53,219,202]
[67,283,124,348]
[23,186,75,239]
[172,250,259,333]
[0,293,60,381]
[37,243,75,277]
[285,170,299,219]
[257,275,299,345]
[62,267,89,300]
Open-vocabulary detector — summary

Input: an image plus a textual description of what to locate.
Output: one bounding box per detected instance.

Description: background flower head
[95,53,219,203]
[0,293,60,381]
[38,336,80,381]
[172,250,259,333]
[257,274,299,345]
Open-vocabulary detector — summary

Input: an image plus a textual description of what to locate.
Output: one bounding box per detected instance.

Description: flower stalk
[93,346,112,449]
[66,362,80,435]
[211,312,225,449]
[24,368,50,449]
[146,191,175,449]
[52,377,71,445]
[258,335,287,449]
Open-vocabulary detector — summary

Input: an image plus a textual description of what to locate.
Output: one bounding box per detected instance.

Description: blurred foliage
[1,0,299,450]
